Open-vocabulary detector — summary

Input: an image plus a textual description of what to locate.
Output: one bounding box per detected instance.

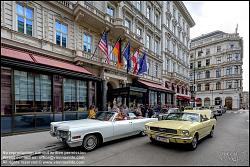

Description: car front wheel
[209,127,214,138]
[189,135,198,150]
[82,134,98,151]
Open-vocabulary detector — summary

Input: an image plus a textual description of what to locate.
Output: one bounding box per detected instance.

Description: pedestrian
[123,104,129,117]
[141,105,146,117]
[88,105,96,119]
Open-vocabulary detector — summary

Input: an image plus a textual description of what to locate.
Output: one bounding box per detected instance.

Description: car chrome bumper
[145,130,193,143]
[66,140,82,147]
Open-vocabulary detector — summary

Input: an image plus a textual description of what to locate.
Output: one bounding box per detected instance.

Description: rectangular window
[83,33,92,53]
[146,6,150,19]
[198,51,202,57]
[155,63,158,77]
[227,54,232,61]
[136,1,141,11]
[226,81,232,89]
[234,66,239,74]
[216,69,221,78]
[230,44,234,49]
[235,53,240,61]
[146,35,150,49]
[147,62,150,75]
[206,48,210,55]
[16,3,33,36]
[55,20,68,48]
[226,67,232,75]
[234,80,239,88]
[205,71,210,78]
[107,5,114,17]
[217,57,221,64]
[154,41,159,54]
[197,72,201,79]
[155,13,159,27]
[190,63,193,69]
[124,18,131,30]
[217,46,221,52]
[198,61,201,68]
[206,59,210,66]
[63,78,77,112]
[1,67,12,133]
[136,27,142,36]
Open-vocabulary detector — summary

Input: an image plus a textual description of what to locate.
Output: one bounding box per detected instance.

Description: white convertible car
[50,111,158,151]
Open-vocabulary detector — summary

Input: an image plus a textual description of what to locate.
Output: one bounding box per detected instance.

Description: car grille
[57,130,69,139]
[150,127,177,134]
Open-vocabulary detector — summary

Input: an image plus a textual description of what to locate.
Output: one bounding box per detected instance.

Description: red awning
[138,80,170,92]
[176,95,191,100]
[1,47,92,75]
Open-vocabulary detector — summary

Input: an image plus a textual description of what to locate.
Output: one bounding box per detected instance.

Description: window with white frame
[55,20,68,48]
[166,59,170,72]
[155,13,159,27]
[155,63,158,77]
[146,35,150,49]
[226,81,232,89]
[234,66,239,74]
[227,54,232,61]
[154,40,159,54]
[234,80,239,88]
[83,33,92,53]
[16,3,33,36]
[226,67,232,75]
[124,18,131,30]
[136,27,142,36]
[235,53,240,60]
[216,57,221,64]
[146,6,150,20]
[136,1,141,11]
[107,5,114,17]
[147,61,150,75]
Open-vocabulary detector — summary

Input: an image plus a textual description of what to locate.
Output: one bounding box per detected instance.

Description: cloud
[184,1,249,91]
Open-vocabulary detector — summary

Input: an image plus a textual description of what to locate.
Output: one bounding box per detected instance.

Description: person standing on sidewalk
[88,105,96,119]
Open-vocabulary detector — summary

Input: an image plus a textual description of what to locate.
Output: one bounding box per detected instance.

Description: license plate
[156,136,169,143]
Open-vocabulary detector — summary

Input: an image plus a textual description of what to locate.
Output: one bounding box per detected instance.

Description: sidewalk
[1,131,60,153]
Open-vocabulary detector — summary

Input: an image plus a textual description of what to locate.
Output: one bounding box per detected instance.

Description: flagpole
[90,29,106,60]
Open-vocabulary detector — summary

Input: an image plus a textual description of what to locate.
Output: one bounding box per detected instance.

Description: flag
[137,52,147,75]
[98,31,109,64]
[131,48,140,74]
[112,38,123,68]
[123,42,131,73]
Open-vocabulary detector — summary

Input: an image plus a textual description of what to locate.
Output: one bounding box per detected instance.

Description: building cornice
[174,1,195,27]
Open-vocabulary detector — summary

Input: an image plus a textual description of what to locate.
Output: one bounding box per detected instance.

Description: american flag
[98,31,109,64]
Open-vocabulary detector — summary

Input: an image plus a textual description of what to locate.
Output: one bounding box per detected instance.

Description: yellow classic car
[145,109,216,150]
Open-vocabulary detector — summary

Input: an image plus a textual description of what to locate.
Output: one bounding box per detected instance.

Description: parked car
[210,105,223,116]
[153,108,181,120]
[145,109,216,150]
[50,111,158,151]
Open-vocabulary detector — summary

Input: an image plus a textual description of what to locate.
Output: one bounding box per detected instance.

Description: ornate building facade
[190,31,243,110]
[1,1,194,135]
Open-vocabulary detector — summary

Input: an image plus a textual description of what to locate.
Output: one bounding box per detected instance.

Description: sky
[183,1,249,92]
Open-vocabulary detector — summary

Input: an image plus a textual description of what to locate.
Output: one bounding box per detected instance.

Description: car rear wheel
[82,134,98,151]
[189,135,198,150]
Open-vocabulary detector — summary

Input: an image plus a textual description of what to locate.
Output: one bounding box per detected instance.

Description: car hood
[52,119,109,130]
[147,120,199,130]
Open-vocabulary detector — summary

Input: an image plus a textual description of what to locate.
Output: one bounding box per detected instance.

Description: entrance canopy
[138,80,174,93]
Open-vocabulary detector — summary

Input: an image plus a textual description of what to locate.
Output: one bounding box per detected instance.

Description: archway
[225,97,233,110]
[215,97,222,105]
[204,97,210,107]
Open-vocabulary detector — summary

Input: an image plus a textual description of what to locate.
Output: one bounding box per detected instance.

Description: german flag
[113,38,123,69]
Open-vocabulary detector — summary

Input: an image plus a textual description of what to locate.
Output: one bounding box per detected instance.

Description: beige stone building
[1,1,194,135]
[242,91,249,109]
[190,31,243,110]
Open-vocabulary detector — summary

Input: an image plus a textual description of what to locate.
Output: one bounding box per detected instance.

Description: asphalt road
[5,110,248,166]
[53,110,249,166]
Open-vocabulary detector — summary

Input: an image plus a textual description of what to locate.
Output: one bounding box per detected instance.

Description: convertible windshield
[95,111,115,121]
[165,113,200,122]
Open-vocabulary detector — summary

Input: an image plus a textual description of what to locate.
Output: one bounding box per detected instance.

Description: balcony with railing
[73,1,114,29]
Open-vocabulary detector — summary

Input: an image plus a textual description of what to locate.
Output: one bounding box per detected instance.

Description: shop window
[63,78,77,112]
[1,67,12,133]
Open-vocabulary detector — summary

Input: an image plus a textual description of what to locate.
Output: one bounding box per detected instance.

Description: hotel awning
[1,47,92,75]
[176,95,191,101]
[138,80,174,93]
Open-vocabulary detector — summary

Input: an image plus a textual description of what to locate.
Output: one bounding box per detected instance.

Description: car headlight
[181,130,189,136]
[145,125,150,130]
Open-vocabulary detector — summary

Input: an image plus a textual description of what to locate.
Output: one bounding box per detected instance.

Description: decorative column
[102,79,108,111]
